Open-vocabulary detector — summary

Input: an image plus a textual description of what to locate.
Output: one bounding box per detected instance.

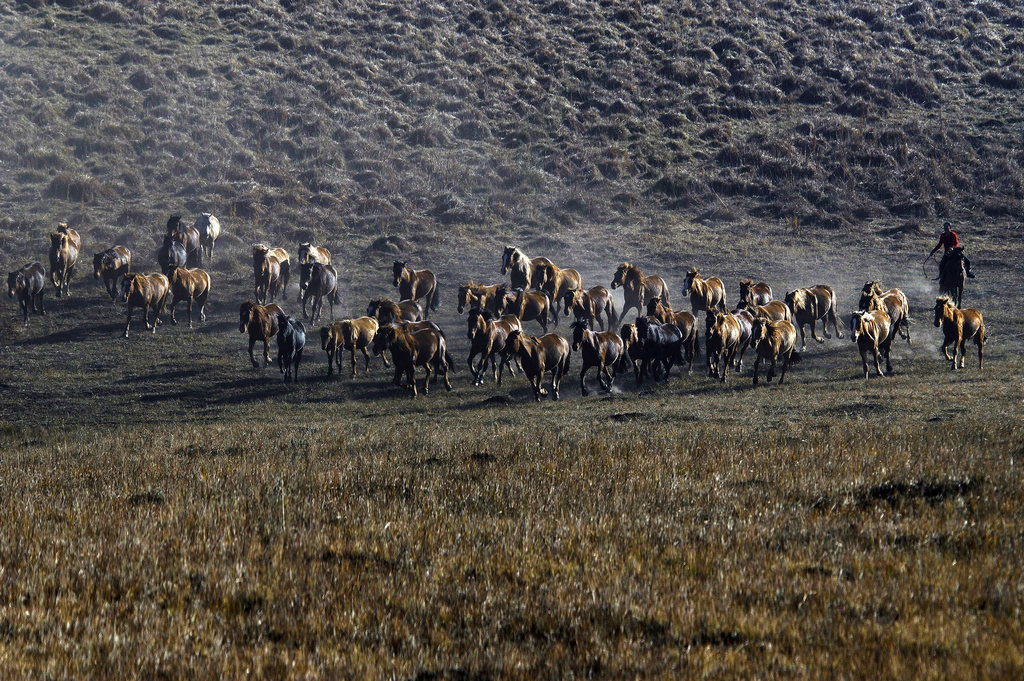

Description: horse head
[120,273,138,303]
[7,271,20,298]
[392,261,406,287]
[371,325,397,356]
[501,247,518,275]
[934,296,954,327]
[611,263,629,289]
[683,268,699,294]
[503,329,523,354]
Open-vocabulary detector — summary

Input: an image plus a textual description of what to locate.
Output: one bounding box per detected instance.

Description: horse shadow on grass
[12,322,124,346]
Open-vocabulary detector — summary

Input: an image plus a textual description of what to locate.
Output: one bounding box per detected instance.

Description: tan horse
[739,280,772,306]
[564,286,617,331]
[933,296,984,371]
[8,262,46,327]
[48,224,80,297]
[393,261,439,316]
[93,246,131,300]
[496,286,551,332]
[682,268,726,316]
[502,330,571,401]
[570,318,625,395]
[166,265,211,328]
[252,244,290,301]
[859,281,910,344]
[321,316,379,376]
[239,300,284,367]
[646,297,699,372]
[367,297,423,325]
[750,318,799,385]
[466,307,521,385]
[611,262,670,322]
[705,312,743,381]
[457,281,503,314]
[538,262,582,326]
[501,246,553,290]
[372,325,452,397]
[298,242,330,301]
[735,299,791,322]
[784,285,843,349]
[850,309,892,378]
[120,273,169,338]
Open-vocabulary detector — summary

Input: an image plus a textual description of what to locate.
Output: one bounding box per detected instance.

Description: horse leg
[21,297,29,327]
[977,334,984,369]
[859,349,869,379]
[263,338,272,366]
[813,316,826,343]
[752,355,761,385]
[580,363,590,397]
[124,305,133,338]
[778,352,789,384]
[873,347,884,376]
[362,347,373,374]
[408,366,417,397]
[423,362,434,394]
[294,349,302,382]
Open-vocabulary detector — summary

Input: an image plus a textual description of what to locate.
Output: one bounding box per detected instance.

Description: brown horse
[298,242,331,301]
[7,262,46,327]
[368,297,423,325]
[496,286,551,332]
[850,309,892,378]
[48,224,80,297]
[646,297,699,372]
[564,286,617,331]
[466,307,521,385]
[252,244,290,301]
[619,323,641,381]
[501,246,553,290]
[93,246,131,300]
[570,318,625,395]
[194,213,221,265]
[730,308,755,371]
[611,262,670,322]
[457,281,504,315]
[392,261,439,316]
[859,281,910,344]
[337,316,380,376]
[239,300,284,367]
[166,216,201,267]
[938,248,967,308]
[372,325,452,397]
[784,285,843,349]
[735,299,791,322]
[933,296,984,371]
[302,262,339,323]
[166,265,211,328]
[705,312,743,381]
[539,262,582,326]
[120,273,169,338]
[739,280,772,306]
[750,317,799,385]
[503,330,571,401]
[255,254,283,304]
[682,268,726,316]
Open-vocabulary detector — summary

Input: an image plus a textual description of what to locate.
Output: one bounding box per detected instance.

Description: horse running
[276,313,306,382]
[166,265,211,328]
[646,297,699,372]
[564,286,617,331]
[739,280,772,306]
[784,285,843,349]
[683,268,726,316]
[850,309,892,378]
[252,244,290,301]
[194,213,221,265]
[393,261,439,316]
[93,246,131,300]
[372,325,452,397]
[166,216,201,268]
[466,307,521,385]
[298,243,331,301]
[750,317,799,385]
[496,286,551,333]
[367,297,423,325]
[501,246,553,290]
[570,317,625,395]
[502,329,571,401]
[538,262,582,326]
[705,312,743,381]
[938,248,967,308]
[48,224,80,297]
[7,262,46,327]
[859,281,910,345]
[457,281,504,315]
[611,263,670,322]
[933,296,984,371]
[302,262,339,323]
[239,300,284,367]
[120,273,169,338]
[321,316,379,376]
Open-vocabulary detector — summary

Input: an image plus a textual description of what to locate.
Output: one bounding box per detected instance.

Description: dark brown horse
[496,285,551,333]
[501,246,553,290]
[502,330,571,401]
[367,297,423,325]
[457,281,504,315]
[167,265,211,328]
[683,268,726,316]
[252,244,290,301]
[239,300,285,367]
[120,272,169,338]
[255,254,283,304]
[372,325,452,397]
[7,262,46,327]
[570,318,625,395]
[739,279,772,306]
[938,248,967,308]
[298,243,331,302]
[166,216,201,268]
[564,286,617,331]
[301,262,339,323]
[393,261,439,317]
[48,224,80,297]
[93,246,131,300]
[784,285,843,349]
[611,263,670,322]
[466,307,521,385]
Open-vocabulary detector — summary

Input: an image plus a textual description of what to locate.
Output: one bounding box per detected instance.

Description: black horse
[634,316,685,383]
[276,313,306,382]
[157,234,187,275]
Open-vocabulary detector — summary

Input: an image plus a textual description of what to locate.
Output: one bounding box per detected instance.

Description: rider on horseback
[929,222,975,278]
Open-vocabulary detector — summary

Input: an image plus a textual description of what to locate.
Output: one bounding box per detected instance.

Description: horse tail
[788,350,802,365]
[331,284,340,306]
[431,282,440,311]
[446,350,456,372]
[607,299,618,329]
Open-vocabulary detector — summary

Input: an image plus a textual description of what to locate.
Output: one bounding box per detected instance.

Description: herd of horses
[7,222,988,397]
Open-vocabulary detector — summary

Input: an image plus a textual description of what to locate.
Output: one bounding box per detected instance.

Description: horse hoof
[171,319,177,325]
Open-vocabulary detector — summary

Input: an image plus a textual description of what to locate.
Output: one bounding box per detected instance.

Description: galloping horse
[538,262,582,326]
[301,262,339,322]
[705,312,743,381]
[634,316,685,382]
[933,296,984,370]
[784,285,843,349]
[457,281,503,315]
[392,261,439,317]
[93,246,131,300]
[645,297,699,372]
[619,323,642,381]
[367,297,423,325]
[750,317,799,385]
[255,253,283,304]
[859,281,910,345]
[166,265,211,328]
[252,244,290,301]
[194,213,221,265]
[330,316,379,376]
[938,248,967,308]
[739,280,772,306]
[683,268,726,316]
[372,325,453,397]
[239,300,284,367]
[564,286,617,330]
[298,242,330,301]
[502,330,571,401]
[501,246,553,290]
[496,285,551,332]
[120,272,169,338]
[735,299,791,322]
[466,307,521,385]
[850,309,892,378]
[7,263,46,327]
[166,216,201,267]
[570,317,625,395]
[276,313,306,382]
[611,263,670,322]
[48,224,80,297]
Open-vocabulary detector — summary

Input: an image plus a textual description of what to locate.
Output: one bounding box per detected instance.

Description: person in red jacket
[929,222,975,278]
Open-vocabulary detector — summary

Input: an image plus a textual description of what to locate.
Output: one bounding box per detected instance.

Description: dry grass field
[2,1,1023,679]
